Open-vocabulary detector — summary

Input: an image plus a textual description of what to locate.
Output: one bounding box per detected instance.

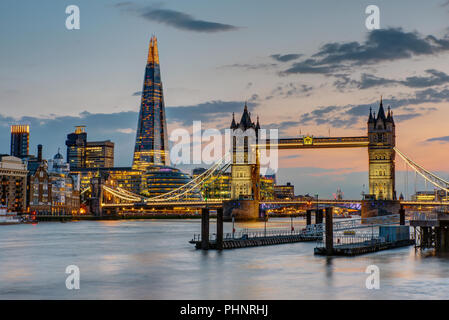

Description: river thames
[0,218,448,299]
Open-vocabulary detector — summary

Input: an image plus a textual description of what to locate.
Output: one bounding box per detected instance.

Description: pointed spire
[256,115,260,130]
[147,35,160,65]
[239,102,253,130]
[368,107,374,123]
[377,96,386,120]
[387,106,395,125]
[231,112,237,129]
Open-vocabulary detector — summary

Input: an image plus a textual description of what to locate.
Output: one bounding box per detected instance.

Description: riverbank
[36,213,214,221]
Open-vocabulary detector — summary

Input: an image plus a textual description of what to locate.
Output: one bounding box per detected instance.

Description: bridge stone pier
[361,199,401,219]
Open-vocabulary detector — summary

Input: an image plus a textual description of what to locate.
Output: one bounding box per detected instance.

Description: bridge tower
[230,103,260,200]
[367,98,396,200]
[224,104,261,221]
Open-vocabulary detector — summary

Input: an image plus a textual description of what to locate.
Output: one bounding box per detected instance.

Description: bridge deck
[258,136,369,149]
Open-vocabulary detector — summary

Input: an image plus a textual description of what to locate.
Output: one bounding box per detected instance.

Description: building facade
[85,141,114,168]
[66,126,114,169]
[260,175,275,200]
[274,182,294,200]
[193,168,232,200]
[73,167,143,196]
[0,155,27,212]
[10,125,29,159]
[367,98,396,200]
[133,36,169,171]
[28,152,80,215]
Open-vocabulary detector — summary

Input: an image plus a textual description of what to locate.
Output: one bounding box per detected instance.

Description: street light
[264,213,267,237]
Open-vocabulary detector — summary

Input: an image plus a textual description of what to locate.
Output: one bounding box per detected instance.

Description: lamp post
[315,194,319,214]
[264,213,267,237]
[291,216,294,234]
[232,214,235,239]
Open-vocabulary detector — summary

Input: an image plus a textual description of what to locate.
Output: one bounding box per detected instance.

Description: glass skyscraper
[132,36,169,171]
[10,125,29,158]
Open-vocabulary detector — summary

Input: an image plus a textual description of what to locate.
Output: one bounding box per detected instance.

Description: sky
[1,0,449,198]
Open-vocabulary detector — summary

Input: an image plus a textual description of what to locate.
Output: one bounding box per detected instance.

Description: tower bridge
[89,98,449,220]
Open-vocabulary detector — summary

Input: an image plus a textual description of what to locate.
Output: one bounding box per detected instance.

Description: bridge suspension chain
[101,153,231,203]
[394,147,449,193]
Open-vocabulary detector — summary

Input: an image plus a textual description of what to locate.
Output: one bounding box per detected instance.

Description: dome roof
[54,152,63,160]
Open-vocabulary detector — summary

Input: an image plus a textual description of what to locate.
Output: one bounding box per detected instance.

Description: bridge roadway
[100,199,359,208]
[257,136,369,149]
[100,199,449,208]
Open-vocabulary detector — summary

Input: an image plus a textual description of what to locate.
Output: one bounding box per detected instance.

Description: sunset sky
[1,0,449,198]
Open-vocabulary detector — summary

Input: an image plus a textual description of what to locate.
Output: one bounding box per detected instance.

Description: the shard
[132,36,169,170]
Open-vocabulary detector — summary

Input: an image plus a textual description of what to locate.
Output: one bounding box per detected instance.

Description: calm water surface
[0,218,448,299]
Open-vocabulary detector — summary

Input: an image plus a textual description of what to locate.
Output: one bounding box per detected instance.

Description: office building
[274,182,295,199]
[10,125,29,158]
[66,126,114,169]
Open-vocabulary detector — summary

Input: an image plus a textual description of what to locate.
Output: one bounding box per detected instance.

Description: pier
[314,233,415,256]
[190,228,322,250]
[191,206,416,255]
[190,207,323,250]
[410,211,449,251]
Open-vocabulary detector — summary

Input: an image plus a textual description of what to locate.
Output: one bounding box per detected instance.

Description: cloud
[269,83,314,99]
[0,111,139,167]
[116,3,239,33]
[0,99,253,167]
[293,86,449,128]
[270,54,303,62]
[334,73,397,90]
[116,128,135,134]
[282,28,449,75]
[166,100,256,126]
[334,69,449,90]
[427,135,449,142]
[132,91,142,96]
[402,69,449,88]
[220,63,278,70]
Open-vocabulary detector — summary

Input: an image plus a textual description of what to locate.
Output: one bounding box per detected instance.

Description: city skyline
[1,0,449,198]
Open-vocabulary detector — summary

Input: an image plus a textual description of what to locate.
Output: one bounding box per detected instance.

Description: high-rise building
[85,141,114,168]
[10,125,29,158]
[66,126,87,169]
[66,126,114,169]
[133,36,169,171]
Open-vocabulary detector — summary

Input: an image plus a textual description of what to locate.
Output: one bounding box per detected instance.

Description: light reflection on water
[0,218,448,299]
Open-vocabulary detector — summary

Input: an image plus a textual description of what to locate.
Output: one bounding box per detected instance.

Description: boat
[0,207,21,225]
